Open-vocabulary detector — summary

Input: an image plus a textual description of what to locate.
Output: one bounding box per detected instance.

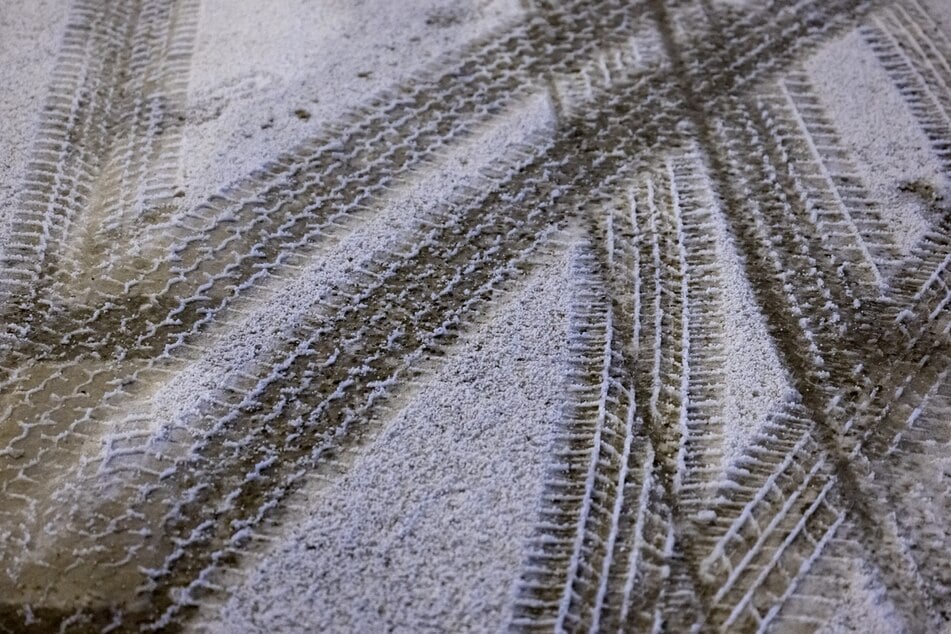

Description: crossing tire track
[37,0,872,626]
[2,0,950,631]
[1,0,657,338]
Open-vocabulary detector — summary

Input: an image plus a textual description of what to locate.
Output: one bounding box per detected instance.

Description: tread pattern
[0,0,948,631]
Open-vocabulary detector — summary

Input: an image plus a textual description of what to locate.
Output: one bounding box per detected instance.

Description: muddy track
[1,0,949,631]
[0,0,776,622]
[510,0,899,631]
[661,0,951,629]
[514,0,951,631]
[0,0,199,311]
[760,69,905,284]
[0,1,668,507]
[0,34,680,629]
[0,0,656,343]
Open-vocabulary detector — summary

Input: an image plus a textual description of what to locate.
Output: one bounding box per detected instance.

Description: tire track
[1,0,656,339]
[657,0,951,626]
[508,242,644,632]
[517,1,904,629]
[665,149,732,518]
[694,400,853,631]
[2,0,857,625]
[90,46,681,629]
[0,38,675,627]
[0,17,671,612]
[0,0,199,313]
[769,519,909,631]
[699,98,945,631]
[513,0,901,630]
[860,1,951,175]
[868,368,951,620]
[3,0,946,630]
[0,125,554,604]
[761,70,904,286]
[0,1,667,493]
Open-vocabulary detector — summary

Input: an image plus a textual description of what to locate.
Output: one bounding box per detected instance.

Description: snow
[196,242,575,633]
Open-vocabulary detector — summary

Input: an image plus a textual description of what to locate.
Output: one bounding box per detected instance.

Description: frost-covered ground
[0,0,949,632]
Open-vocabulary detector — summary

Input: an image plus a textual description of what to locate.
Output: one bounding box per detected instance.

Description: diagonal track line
[1,0,948,630]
